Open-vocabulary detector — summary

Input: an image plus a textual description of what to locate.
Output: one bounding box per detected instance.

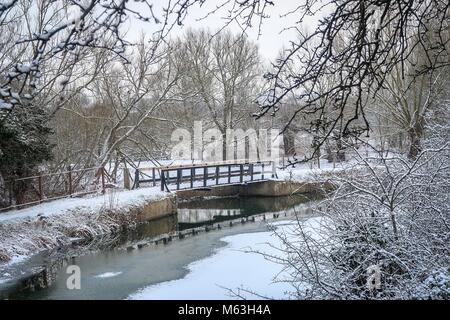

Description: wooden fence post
[68,165,73,196]
[9,180,13,206]
[38,175,43,202]
[239,164,243,183]
[203,167,207,187]
[190,168,194,189]
[135,169,140,189]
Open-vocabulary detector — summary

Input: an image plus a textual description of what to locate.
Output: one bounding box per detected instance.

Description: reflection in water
[0,193,318,299]
[177,194,315,228]
[122,214,178,243]
[178,208,243,224]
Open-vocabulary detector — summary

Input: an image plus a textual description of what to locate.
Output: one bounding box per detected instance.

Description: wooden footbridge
[127,160,277,191]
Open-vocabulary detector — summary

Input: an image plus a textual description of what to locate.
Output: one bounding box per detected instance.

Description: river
[0,194,318,300]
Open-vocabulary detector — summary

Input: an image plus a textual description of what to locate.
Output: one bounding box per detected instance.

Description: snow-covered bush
[274,143,450,299]
[415,268,450,299]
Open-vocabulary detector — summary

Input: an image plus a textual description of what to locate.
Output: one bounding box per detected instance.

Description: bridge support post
[261,163,265,179]
[160,170,165,191]
[176,169,181,190]
[203,167,207,187]
[271,161,276,178]
[215,166,220,185]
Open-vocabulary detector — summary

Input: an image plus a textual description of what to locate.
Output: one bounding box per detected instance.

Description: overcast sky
[125,1,325,63]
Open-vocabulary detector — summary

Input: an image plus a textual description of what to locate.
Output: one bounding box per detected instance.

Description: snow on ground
[0,187,172,265]
[0,187,168,224]
[275,158,357,182]
[95,271,123,279]
[128,217,323,300]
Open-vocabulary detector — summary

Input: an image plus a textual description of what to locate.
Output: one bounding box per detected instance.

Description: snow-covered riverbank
[0,187,171,264]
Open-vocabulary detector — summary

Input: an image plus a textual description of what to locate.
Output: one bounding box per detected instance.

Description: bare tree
[370,58,450,159]
[52,37,182,176]
[0,0,207,115]
[176,28,261,160]
[226,0,450,162]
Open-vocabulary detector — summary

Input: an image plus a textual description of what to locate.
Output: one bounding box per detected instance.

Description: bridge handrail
[137,159,274,172]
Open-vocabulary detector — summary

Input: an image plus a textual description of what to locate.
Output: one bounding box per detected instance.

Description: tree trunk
[14,180,27,205]
[283,131,295,156]
[390,209,399,240]
[407,120,424,160]
[335,139,346,162]
[222,132,227,161]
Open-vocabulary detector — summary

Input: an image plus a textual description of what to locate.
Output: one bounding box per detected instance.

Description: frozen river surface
[0,195,319,300]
